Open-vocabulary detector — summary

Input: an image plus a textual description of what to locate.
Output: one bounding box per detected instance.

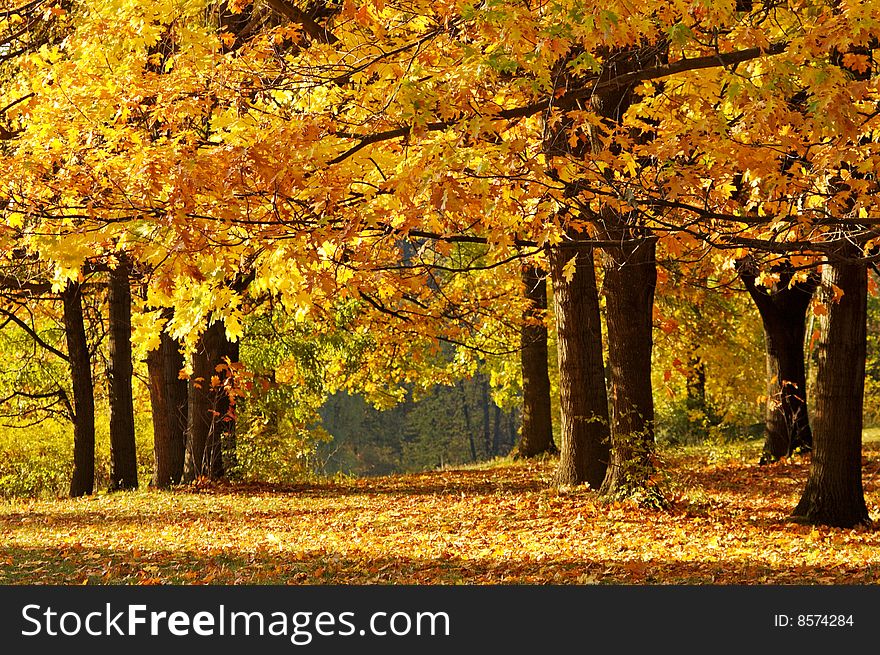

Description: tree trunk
[792,258,869,527]
[220,337,240,473]
[739,262,817,462]
[62,281,95,498]
[564,43,665,496]
[599,236,659,502]
[184,321,233,481]
[481,378,491,457]
[147,328,188,488]
[515,264,556,458]
[459,385,478,463]
[107,256,138,491]
[685,352,708,441]
[492,404,502,456]
[550,242,610,488]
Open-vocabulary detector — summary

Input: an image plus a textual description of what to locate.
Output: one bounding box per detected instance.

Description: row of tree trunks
[515,244,868,527]
[63,257,240,494]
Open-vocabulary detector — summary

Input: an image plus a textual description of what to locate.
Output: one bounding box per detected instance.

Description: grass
[3,439,880,584]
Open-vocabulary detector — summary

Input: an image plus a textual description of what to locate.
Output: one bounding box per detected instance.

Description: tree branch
[329,42,788,164]
[265,0,338,44]
[0,307,69,361]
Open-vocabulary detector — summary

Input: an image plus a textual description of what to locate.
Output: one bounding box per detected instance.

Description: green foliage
[652,269,765,445]
[229,303,381,483]
[317,375,519,477]
[0,407,154,498]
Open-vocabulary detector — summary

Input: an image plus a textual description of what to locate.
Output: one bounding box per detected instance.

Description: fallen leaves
[1,442,880,585]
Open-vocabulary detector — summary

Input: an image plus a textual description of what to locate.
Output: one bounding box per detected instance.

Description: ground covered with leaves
[3,441,880,584]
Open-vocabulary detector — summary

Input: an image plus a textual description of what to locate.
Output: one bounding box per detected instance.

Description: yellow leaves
[841,53,871,75]
[228,0,253,13]
[561,253,577,283]
[131,308,167,354]
[618,151,638,178]
[5,212,23,229]
[4,440,880,584]
[756,270,779,290]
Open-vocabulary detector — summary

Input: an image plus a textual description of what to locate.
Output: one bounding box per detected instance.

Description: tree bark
[550,242,610,488]
[107,256,138,491]
[573,43,666,497]
[685,352,708,440]
[221,337,240,473]
[62,281,95,498]
[515,265,556,458]
[184,321,235,481]
[739,262,817,462]
[147,328,188,488]
[599,235,659,501]
[792,258,869,528]
[459,385,478,463]
[492,404,502,456]
[481,378,491,457]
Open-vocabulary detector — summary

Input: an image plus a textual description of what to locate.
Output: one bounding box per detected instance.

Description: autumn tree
[792,253,869,526]
[738,258,817,463]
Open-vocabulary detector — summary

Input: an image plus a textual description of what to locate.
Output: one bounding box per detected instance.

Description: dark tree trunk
[107,256,138,491]
[738,262,817,462]
[599,235,659,501]
[792,258,869,528]
[460,385,478,463]
[550,242,610,488]
[221,337,240,473]
[147,328,188,488]
[62,281,95,498]
[515,265,556,458]
[184,321,235,481]
[685,353,708,440]
[481,378,491,457]
[492,404,502,456]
